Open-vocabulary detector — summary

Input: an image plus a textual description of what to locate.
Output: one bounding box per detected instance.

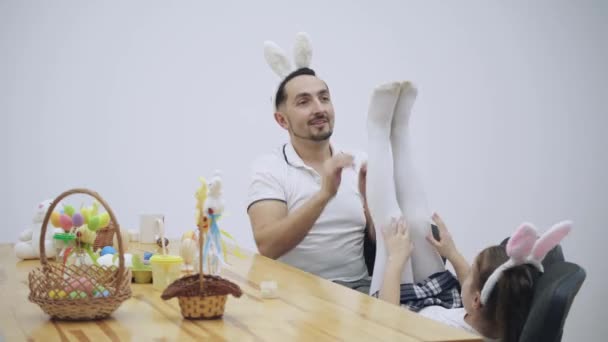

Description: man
[247,67,374,293]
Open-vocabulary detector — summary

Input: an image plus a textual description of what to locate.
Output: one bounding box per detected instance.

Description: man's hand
[320,153,354,199]
[426,212,458,260]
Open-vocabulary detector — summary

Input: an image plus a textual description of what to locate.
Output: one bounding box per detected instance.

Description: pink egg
[68,277,94,294]
[59,214,73,231]
[72,213,84,227]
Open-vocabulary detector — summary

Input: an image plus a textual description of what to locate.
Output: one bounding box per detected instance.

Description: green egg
[88,216,100,231]
[64,205,75,217]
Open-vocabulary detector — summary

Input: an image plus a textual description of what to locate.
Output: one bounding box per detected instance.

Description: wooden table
[0,243,481,342]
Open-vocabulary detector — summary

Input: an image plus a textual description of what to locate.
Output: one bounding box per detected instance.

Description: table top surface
[0,242,481,342]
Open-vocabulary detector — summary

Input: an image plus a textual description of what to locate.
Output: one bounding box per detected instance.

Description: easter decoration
[202,172,226,275]
[180,230,198,273]
[199,171,244,274]
[82,200,117,250]
[15,199,64,260]
[160,175,242,320]
[96,251,133,268]
[54,200,113,267]
[28,188,131,320]
[131,254,153,284]
[149,220,183,291]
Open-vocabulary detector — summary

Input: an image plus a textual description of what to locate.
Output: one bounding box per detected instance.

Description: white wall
[1,0,605,340]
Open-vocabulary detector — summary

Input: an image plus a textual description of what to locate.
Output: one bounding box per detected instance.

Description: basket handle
[39,188,126,288]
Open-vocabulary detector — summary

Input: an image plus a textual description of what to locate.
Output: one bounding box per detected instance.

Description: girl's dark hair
[475,245,539,342]
[274,67,316,109]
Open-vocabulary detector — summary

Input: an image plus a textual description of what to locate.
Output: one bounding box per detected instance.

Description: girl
[379,214,571,341]
[365,80,572,341]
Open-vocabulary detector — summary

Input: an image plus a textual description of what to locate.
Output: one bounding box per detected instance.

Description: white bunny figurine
[15,199,64,260]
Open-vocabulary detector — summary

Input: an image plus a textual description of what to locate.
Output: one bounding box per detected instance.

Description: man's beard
[287,116,333,141]
[293,128,333,141]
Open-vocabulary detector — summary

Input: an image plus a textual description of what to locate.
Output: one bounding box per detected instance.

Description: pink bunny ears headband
[480,220,573,305]
[263,32,314,110]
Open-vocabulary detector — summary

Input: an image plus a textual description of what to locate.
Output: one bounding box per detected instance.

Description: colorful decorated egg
[100,246,116,256]
[48,289,67,299]
[63,205,75,217]
[99,212,110,228]
[88,216,100,231]
[69,291,88,299]
[59,214,73,231]
[50,211,61,227]
[72,213,84,227]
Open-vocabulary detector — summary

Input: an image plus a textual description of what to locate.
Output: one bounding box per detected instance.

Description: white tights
[366,81,445,296]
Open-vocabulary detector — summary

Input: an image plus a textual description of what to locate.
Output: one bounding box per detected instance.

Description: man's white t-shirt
[247,143,369,282]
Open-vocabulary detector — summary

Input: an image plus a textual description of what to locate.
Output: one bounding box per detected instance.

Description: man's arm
[248,191,331,259]
[363,200,375,242]
[358,161,376,242]
[248,153,355,259]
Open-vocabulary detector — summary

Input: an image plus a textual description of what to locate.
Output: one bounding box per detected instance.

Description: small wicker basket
[161,219,242,319]
[93,220,116,251]
[28,188,132,321]
[162,273,242,319]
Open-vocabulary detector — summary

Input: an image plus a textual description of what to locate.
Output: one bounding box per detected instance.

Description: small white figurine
[15,199,63,260]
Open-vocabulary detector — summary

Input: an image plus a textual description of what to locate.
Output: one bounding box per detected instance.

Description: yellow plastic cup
[132,270,153,284]
[150,255,183,291]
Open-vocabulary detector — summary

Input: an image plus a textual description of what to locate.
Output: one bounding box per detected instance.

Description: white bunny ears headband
[263,32,314,110]
[480,220,573,305]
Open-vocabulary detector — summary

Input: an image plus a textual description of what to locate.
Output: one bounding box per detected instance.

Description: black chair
[363,225,376,276]
[519,260,586,342]
[501,237,585,342]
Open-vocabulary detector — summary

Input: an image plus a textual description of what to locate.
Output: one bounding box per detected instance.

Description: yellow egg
[49,289,67,299]
[182,230,196,241]
[50,211,61,228]
[90,201,99,216]
[80,208,91,224]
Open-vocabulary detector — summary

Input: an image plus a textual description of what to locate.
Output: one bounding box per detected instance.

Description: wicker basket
[178,295,227,319]
[161,220,242,319]
[162,274,242,319]
[93,220,116,251]
[28,188,132,321]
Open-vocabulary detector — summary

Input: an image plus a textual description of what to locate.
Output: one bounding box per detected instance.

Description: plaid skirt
[373,270,463,312]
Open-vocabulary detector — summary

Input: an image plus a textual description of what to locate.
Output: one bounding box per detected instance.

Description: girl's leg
[367,82,414,297]
[391,82,444,282]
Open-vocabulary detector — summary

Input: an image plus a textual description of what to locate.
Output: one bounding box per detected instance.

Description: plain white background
[1,1,605,340]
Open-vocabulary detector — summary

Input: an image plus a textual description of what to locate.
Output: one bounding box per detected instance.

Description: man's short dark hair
[275,67,316,109]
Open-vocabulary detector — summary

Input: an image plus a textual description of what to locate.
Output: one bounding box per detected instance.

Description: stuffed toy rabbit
[15,199,64,260]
